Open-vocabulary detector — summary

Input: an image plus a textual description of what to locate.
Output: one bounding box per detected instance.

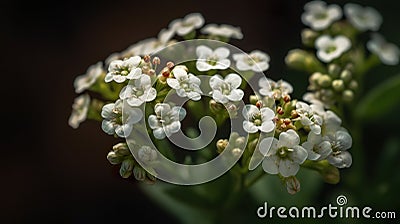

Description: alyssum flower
[301,0,342,31]
[167,66,202,101]
[258,77,293,99]
[201,24,243,39]
[105,56,142,83]
[196,45,231,71]
[233,50,270,72]
[315,35,351,63]
[169,13,204,36]
[344,3,382,32]
[367,33,400,65]
[74,61,104,94]
[209,73,244,104]
[69,94,90,129]
[242,105,275,133]
[119,74,157,107]
[148,103,186,139]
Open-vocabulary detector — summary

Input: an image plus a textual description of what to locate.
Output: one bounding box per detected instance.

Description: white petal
[145,88,157,102]
[214,47,230,59]
[166,78,180,89]
[196,60,212,71]
[113,75,126,83]
[259,137,277,156]
[262,156,279,175]
[242,105,259,119]
[127,68,142,80]
[126,108,143,124]
[335,130,352,150]
[236,60,252,71]
[225,73,242,89]
[278,129,300,148]
[214,59,231,70]
[209,75,224,89]
[310,124,321,135]
[172,67,188,80]
[153,128,166,139]
[187,91,201,101]
[212,90,227,104]
[279,159,299,177]
[127,97,143,107]
[165,121,181,136]
[196,45,212,58]
[148,115,160,129]
[260,107,275,120]
[105,73,114,83]
[101,103,115,119]
[226,89,244,102]
[291,145,308,164]
[260,121,275,133]
[102,120,115,135]
[243,121,258,133]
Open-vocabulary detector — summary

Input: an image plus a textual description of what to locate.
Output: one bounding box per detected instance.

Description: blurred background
[1,0,399,223]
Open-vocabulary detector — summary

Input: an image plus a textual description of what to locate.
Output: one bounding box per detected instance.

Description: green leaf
[355,74,400,121]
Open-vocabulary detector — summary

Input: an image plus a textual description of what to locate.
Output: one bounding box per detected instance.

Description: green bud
[301,28,318,47]
[345,63,354,72]
[285,49,325,73]
[119,159,134,178]
[332,79,345,92]
[231,148,242,157]
[320,164,340,184]
[340,69,352,83]
[349,80,358,90]
[328,64,341,78]
[317,75,332,88]
[342,90,354,102]
[133,166,146,181]
[309,72,322,85]
[235,136,246,149]
[249,95,259,104]
[107,151,122,165]
[113,143,131,157]
[285,176,301,194]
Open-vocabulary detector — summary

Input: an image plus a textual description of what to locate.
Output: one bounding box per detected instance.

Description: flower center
[314,12,328,20]
[207,56,219,66]
[277,147,292,158]
[221,83,231,95]
[120,69,129,76]
[325,45,337,53]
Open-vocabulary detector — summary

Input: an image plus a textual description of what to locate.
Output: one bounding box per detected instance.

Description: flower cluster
[69,3,397,194]
[286,1,399,107]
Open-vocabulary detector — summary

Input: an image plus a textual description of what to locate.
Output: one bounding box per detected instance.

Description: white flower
[259,129,308,177]
[101,100,143,138]
[68,94,90,129]
[74,62,104,93]
[105,56,142,83]
[326,130,353,168]
[258,78,293,99]
[296,101,323,135]
[242,105,275,133]
[367,33,400,65]
[301,0,342,31]
[233,50,270,72]
[138,145,157,163]
[169,13,204,36]
[196,45,231,71]
[344,3,382,32]
[209,73,244,104]
[140,28,176,55]
[315,35,351,63]
[201,24,243,39]
[119,75,157,107]
[301,132,332,160]
[322,110,342,135]
[167,66,202,101]
[148,103,186,139]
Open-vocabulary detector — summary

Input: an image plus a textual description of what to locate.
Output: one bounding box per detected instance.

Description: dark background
[1,0,399,223]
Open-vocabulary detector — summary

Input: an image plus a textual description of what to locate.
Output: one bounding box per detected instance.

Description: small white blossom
[302,132,332,160]
[233,50,270,72]
[258,78,293,99]
[367,33,400,65]
[201,24,243,39]
[301,0,342,31]
[315,35,351,63]
[209,73,244,104]
[326,130,353,168]
[140,28,176,55]
[101,100,143,138]
[148,103,186,139]
[296,101,324,135]
[105,56,142,83]
[242,105,275,133]
[119,75,157,107]
[196,45,231,71]
[74,62,104,93]
[169,13,204,36]
[344,3,382,32]
[138,145,157,163]
[167,66,202,101]
[68,94,90,129]
[259,129,308,177]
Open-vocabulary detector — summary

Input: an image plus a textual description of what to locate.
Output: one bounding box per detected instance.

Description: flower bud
[143,55,151,63]
[231,148,242,157]
[283,94,291,103]
[301,28,318,47]
[166,61,175,69]
[320,164,340,184]
[317,74,332,88]
[332,79,345,92]
[113,143,130,157]
[119,159,134,178]
[107,151,122,165]
[285,49,324,73]
[133,166,146,181]
[342,90,354,102]
[328,63,341,78]
[216,139,229,153]
[286,176,301,195]
[152,57,160,65]
[340,69,352,83]
[309,72,322,85]
[249,95,259,104]
[348,80,358,90]
[235,136,246,149]
[209,99,225,114]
